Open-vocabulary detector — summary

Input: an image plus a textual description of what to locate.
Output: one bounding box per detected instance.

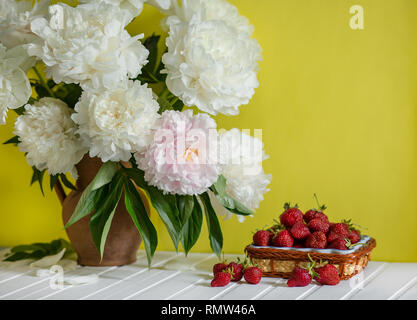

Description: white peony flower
[0,0,49,49]
[72,80,160,163]
[137,110,220,195]
[147,0,172,11]
[0,44,33,125]
[27,2,149,91]
[211,128,271,222]
[162,16,261,116]
[167,0,253,35]
[14,97,86,179]
[78,0,171,20]
[78,0,144,22]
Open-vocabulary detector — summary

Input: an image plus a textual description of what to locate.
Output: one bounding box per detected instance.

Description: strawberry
[244,266,263,284]
[228,261,244,282]
[315,264,340,285]
[327,222,350,243]
[305,231,327,249]
[348,229,361,244]
[213,262,228,276]
[308,218,330,234]
[211,270,231,287]
[304,210,328,223]
[290,222,311,240]
[287,267,312,287]
[253,230,271,246]
[328,237,350,250]
[271,229,294,247]
[342,219,362,244]
[280,203,303,228]
[304,194,329,223]
[327,230,344,243]
[330,223,350,236]
[287,254,320,287]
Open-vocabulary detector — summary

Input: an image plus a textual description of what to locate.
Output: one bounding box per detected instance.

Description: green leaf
[157,96,172,114]
[211,175,227,196]
[89,173,124,259]
[50,174,59,191]
[124,168,182,250]
[3,251,33,262]
[142,34,160,75]
[65,162,118,228]
[59,174,76,190]
[171,98,184,112]
[181,196,203,255]
[54,83,82,109]
[3,239,74,262]
[13,106,26,115]
[210,175,253,216]
[34,84,50,98]
[3,136,20,146]
[124,178,158,267]
[30,167,45,196]
[199,192,223,257]
[10,244,48,254]
[177,195,194,226]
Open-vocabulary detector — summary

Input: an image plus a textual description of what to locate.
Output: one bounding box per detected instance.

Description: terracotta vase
[57,155,149,266]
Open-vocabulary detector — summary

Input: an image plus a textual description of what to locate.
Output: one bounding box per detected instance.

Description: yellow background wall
[1,0,417,262]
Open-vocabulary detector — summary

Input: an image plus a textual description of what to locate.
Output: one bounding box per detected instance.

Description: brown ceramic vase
[57,155,148,266]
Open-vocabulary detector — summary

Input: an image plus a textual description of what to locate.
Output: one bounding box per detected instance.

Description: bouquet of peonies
[0,0,272,265]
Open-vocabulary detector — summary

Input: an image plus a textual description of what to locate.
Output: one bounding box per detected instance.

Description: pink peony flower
[136,110,220,195]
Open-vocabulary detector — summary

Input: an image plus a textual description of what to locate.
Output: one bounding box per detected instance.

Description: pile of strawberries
[253,196,362,251]
[211,257,263,287]
[287,255,340,287]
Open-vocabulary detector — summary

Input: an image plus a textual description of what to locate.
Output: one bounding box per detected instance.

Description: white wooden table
[0,251,416,300]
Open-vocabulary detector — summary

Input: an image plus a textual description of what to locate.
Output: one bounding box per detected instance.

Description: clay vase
[59,155,148,266]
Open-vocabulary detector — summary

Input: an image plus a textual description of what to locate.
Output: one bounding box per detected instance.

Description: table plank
[347,263,417,300]
[125,254,217,300]
[398,281,417,300]
[304,261,387,300]
[0,250,416,300]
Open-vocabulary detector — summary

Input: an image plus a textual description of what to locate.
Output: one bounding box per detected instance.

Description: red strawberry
[280,203,303,228]
[303,194,329,223]
[290,222,311,240]
[328,238,350,250]
[342,219,362,244]
[253,230,271,246]
[228,262,244,282]
[304,210,329,223]
[271,230,294,247]
[308,218,330,233]
[211,270,231,287]
[287,267,313,287]
[305,231,327,249]
[288,254,319,287]
[327,222,350,243]
[330,223,350,236]
[348,229,361,244]
[315,264,340,285]
[327,230,344,243]
[213,262,228,276]
[244,267,263,284]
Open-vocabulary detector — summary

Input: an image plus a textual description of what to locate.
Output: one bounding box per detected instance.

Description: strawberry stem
[313,193,327,211]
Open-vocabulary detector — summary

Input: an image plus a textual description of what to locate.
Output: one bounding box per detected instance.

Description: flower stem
[32,66,56,98]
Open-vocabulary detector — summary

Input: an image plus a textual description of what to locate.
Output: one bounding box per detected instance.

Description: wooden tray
[245,237,376,280]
